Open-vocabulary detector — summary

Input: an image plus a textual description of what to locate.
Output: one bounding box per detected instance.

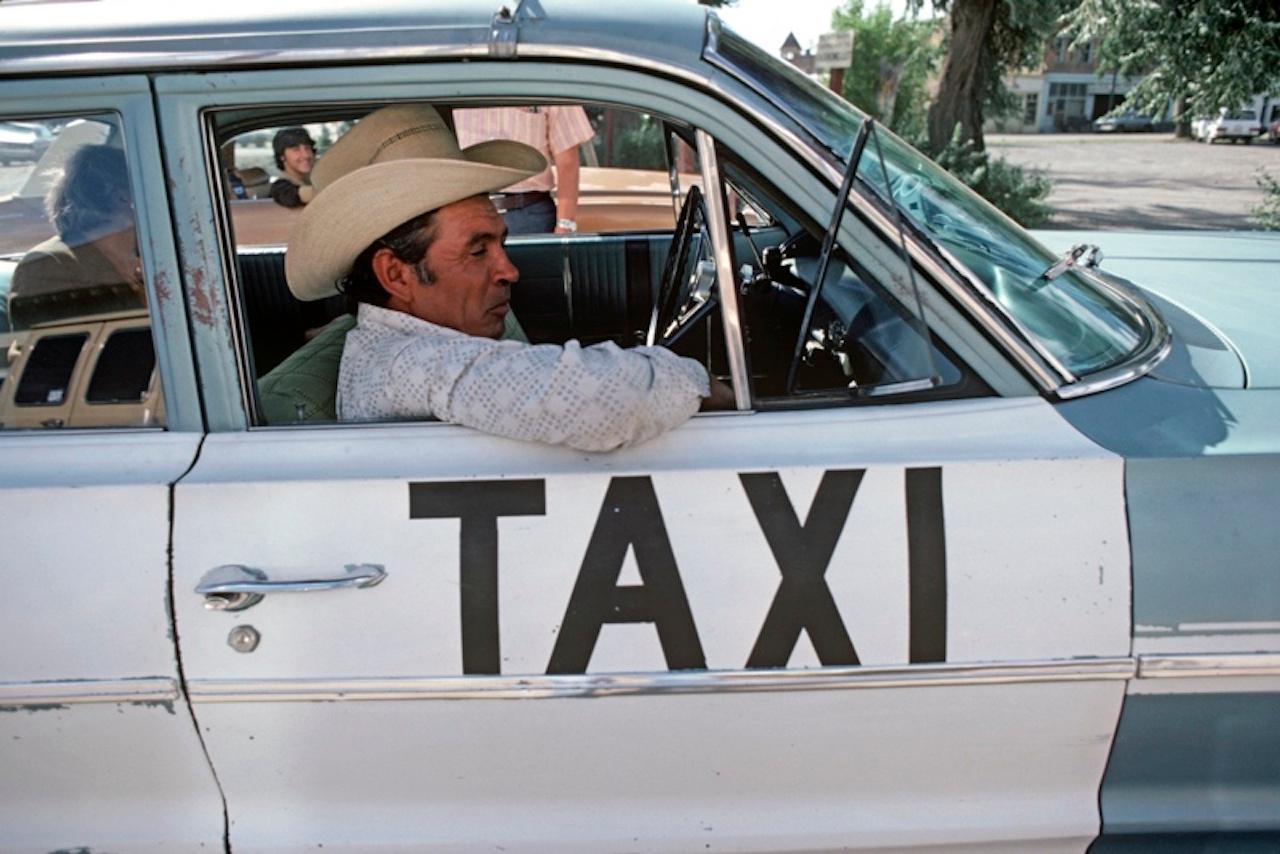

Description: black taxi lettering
[740,470,864,668]
[547,476,705,674]
[409,467,946,675]
[408,479,545,675]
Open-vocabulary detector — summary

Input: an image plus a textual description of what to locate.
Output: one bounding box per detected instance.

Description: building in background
[994,35,1146,133]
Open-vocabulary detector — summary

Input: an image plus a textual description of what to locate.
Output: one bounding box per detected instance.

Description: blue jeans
[502,197,556,235]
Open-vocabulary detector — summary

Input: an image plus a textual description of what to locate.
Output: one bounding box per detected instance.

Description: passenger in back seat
[277,104,732,449]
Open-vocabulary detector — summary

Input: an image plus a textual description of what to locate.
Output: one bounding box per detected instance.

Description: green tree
[1253,169,1280,231]
[1068,0,1280,137]
[916,0,1069,154]
[831,0,942,141]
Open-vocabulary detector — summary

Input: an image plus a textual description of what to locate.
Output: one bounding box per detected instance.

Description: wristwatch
[556,217,578,232]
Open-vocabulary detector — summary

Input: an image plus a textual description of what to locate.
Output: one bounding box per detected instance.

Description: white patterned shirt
[337,304,710,452]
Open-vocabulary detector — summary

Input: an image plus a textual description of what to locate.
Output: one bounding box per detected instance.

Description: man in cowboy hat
[285,104,730,452]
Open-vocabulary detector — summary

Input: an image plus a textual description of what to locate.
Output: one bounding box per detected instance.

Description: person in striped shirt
[454,106,595,235]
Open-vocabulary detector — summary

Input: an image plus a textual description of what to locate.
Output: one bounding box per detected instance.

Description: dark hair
[46,144,133,245]
[338,209,438,314]
[272,127,315,169]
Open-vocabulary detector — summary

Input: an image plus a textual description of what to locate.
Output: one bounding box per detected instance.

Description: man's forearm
[554,146,580,230]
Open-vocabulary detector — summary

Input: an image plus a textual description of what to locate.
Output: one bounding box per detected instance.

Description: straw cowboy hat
[285,104,546,301]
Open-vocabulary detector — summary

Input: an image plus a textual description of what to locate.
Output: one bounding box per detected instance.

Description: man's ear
[371,247,419,303]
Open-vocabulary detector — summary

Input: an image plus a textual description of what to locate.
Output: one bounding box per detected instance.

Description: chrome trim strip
[189,658,1135,703]
[0,677,180,707]
[1138,653,1280,679]
[1052,268,1174,400]
[696,128,752,410]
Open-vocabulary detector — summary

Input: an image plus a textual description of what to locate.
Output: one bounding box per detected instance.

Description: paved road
[989,133,1280,231]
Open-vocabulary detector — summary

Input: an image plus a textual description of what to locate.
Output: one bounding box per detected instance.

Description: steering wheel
[646,185,719,347]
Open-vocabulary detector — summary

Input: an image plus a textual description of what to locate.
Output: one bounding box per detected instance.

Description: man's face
[404,195,518,339]
[282,143,314,177]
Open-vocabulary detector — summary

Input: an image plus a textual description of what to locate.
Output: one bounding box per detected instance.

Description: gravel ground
[988,132,1280,231]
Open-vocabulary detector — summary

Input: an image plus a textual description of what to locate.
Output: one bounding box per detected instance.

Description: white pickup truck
[1193,107,1263,143]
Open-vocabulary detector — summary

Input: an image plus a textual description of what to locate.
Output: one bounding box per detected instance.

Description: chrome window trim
[696,128,752,410]
[1052,269,1174,400]
[0,677,179,707]
[189,658,1136,703]
[1137,653,1280,679]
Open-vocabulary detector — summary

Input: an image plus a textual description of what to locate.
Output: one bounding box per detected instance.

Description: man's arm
[546,106,595,233]
[553,146,580,233]
[363,334,713,452]
[269,178,314,209]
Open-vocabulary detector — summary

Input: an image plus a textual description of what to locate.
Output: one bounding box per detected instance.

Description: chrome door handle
[196,563,386,612]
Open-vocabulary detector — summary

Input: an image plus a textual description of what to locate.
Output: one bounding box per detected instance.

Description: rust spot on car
[152,268,174,305]
[187,266,217,328]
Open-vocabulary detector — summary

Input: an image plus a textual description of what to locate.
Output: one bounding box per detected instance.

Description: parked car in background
[1269,118,1280,144]
[0,120,52,164]
[1193,108,1263,143]
[2,1,1279,852]
[1092,110,1154,133]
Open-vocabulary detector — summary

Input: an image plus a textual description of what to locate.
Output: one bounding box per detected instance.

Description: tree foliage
[1067,0,1280,126]
[933,128,1053,227]
[831,0,941,141]
[1253,169,1280,231]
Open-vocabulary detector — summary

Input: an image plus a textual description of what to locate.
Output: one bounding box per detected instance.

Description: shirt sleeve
[545,106,595,156]
[387,336,709,452]
[269,178,305,208]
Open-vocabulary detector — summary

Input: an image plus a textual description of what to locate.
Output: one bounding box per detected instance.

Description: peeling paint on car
[0,703,68,714]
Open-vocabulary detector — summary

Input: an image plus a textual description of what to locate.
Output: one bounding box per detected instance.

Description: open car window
[212,99,977,429]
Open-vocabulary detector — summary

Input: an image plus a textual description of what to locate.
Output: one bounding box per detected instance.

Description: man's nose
[495,246,519,285]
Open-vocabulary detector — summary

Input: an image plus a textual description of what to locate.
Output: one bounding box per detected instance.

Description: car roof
[0,0,711,78]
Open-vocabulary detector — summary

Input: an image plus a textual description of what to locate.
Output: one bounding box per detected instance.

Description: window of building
[1024,94,1039,125]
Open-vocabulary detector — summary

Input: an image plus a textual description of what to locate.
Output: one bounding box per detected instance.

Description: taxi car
[1,1,1277,852]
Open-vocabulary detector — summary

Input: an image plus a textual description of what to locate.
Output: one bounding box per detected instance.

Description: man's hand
[700,377,736,410]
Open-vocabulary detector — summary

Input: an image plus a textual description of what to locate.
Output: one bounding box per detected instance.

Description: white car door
[165,137,1130,854]
[0,84,223,852]
[171,399,1130,853]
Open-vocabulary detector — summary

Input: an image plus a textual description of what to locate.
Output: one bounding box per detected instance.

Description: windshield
[709,23,1151,378]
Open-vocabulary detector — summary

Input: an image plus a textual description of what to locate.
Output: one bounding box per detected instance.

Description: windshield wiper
[1032,243,1103,289]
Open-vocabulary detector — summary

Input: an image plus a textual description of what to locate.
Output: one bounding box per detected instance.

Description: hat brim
[286,139,544,301]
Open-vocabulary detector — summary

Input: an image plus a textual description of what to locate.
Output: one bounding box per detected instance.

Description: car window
[13,332,86,406]
[85,326,155,404]
[212,98,971,429]
[214,102,708,425]
[0,112,165,430]
[714,150,969,404]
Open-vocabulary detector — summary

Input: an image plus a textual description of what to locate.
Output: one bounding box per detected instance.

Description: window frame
[155,60,1028,433]
[0,82,200,435]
